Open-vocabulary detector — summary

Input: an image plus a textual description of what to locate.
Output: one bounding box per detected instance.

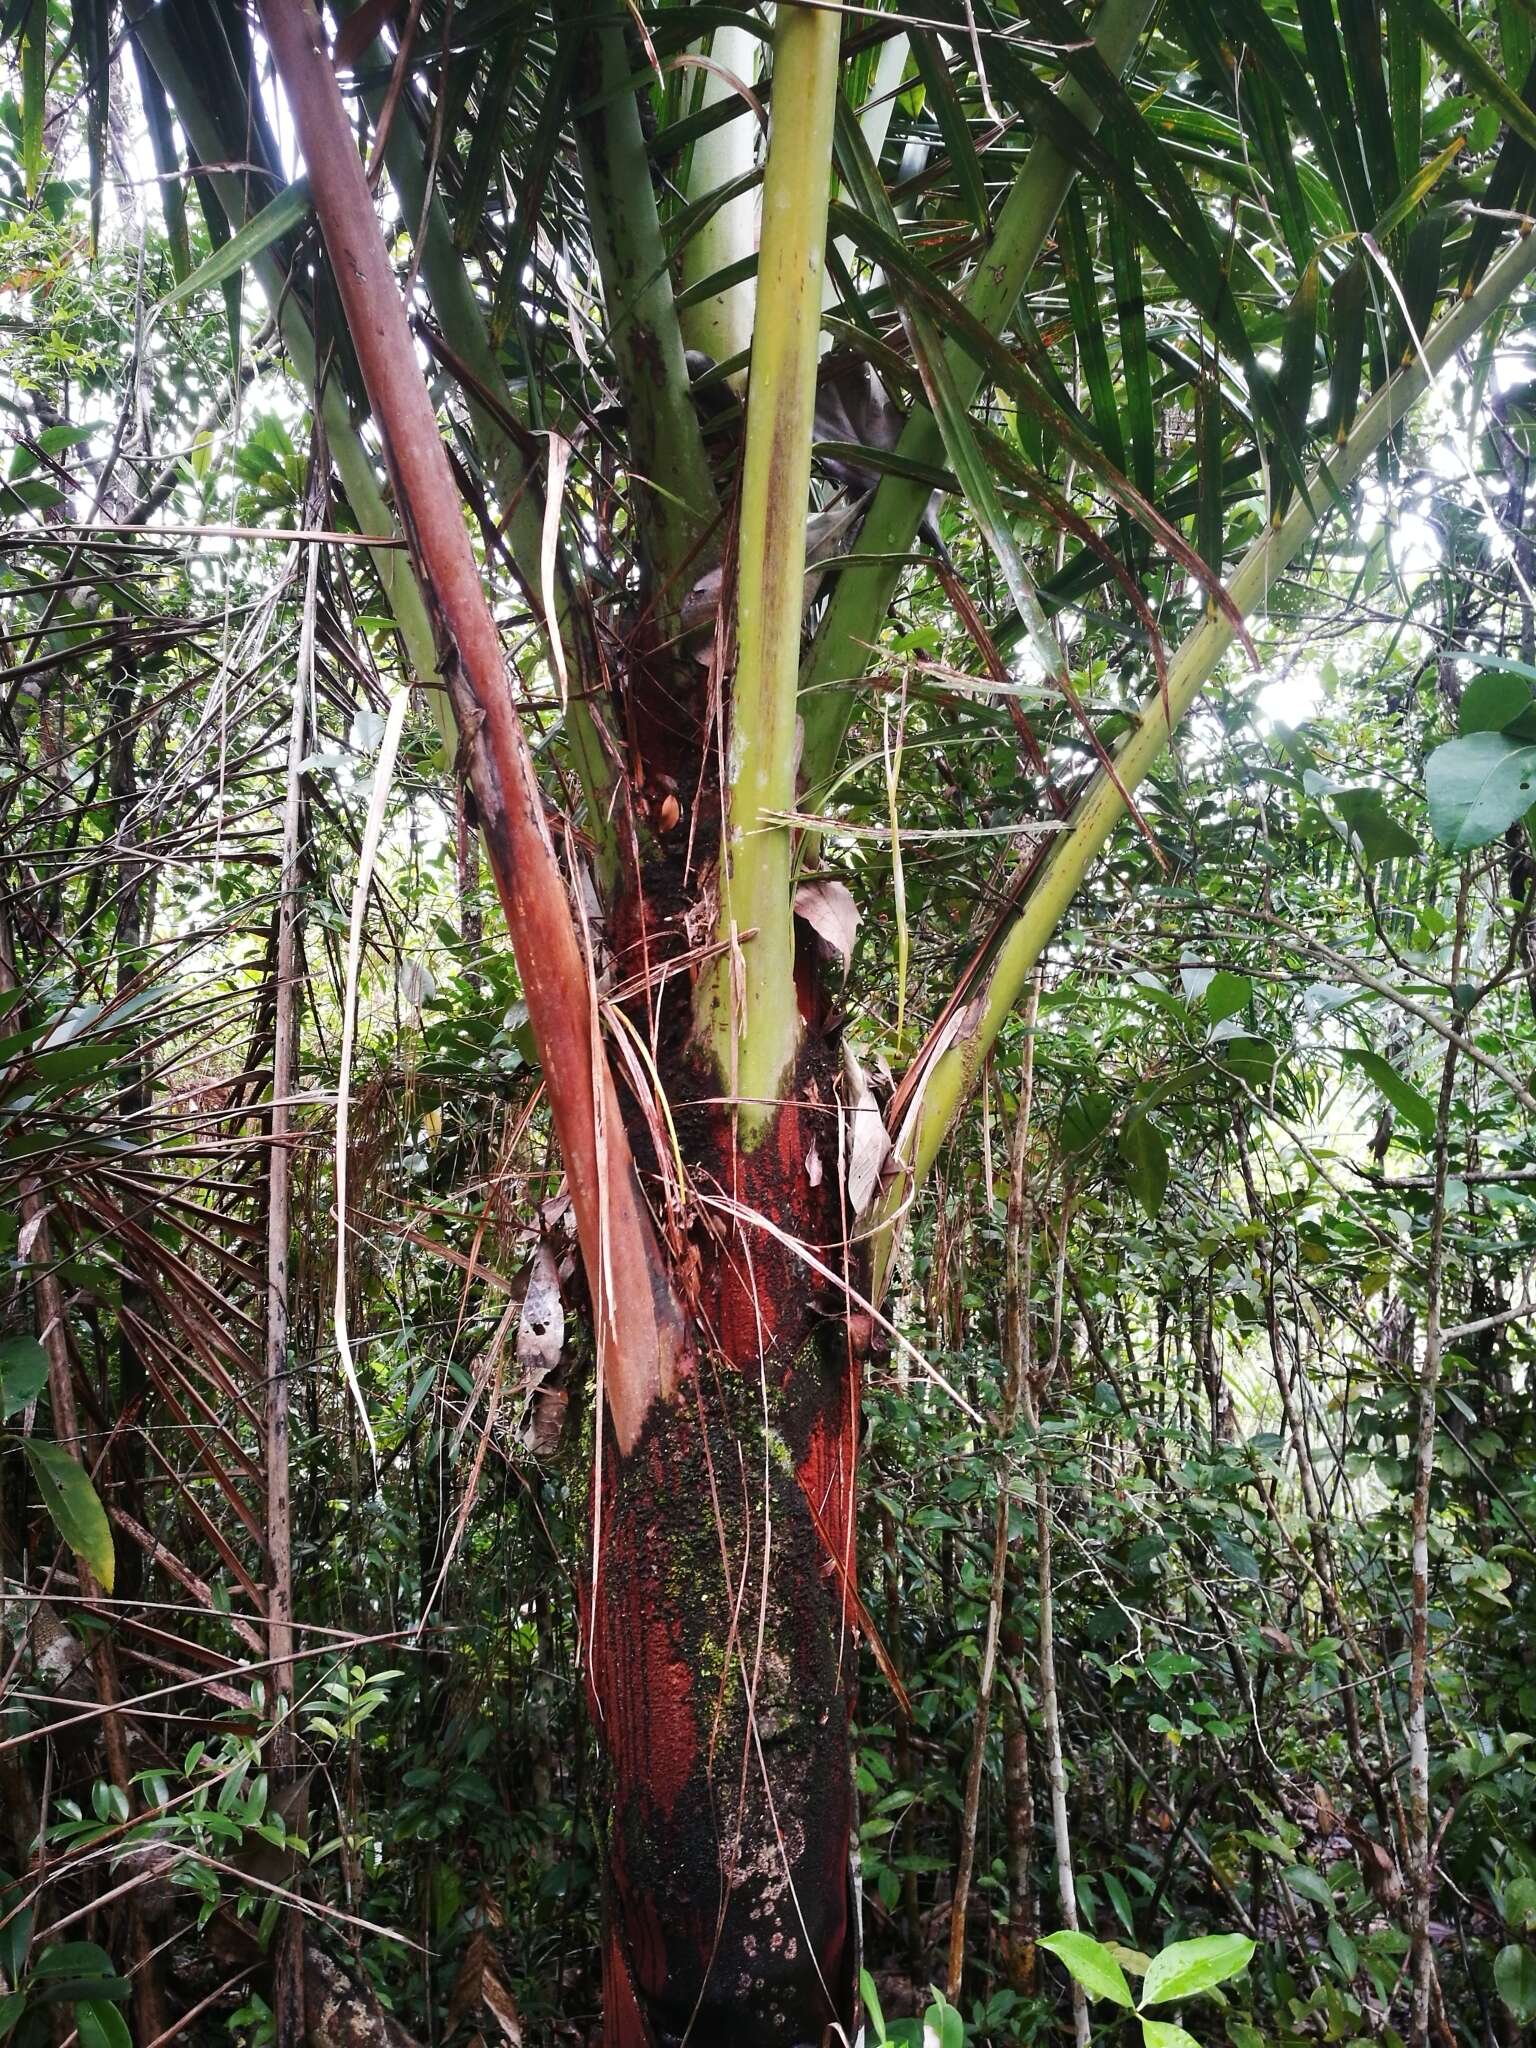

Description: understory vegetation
[3,1,1536,2044]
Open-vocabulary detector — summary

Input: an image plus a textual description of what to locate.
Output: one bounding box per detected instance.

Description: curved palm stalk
[866,221,1536,1302]
[341,0,626,883]
[138,1,620,881]
[697,0,842,1130]
[797,0,1157,794]
[255,0,686,1458]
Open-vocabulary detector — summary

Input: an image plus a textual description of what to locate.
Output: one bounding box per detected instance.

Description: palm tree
[46,0,1536,2036]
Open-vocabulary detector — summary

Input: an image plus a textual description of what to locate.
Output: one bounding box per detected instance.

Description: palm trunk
[587,1135,863,2038]
[245,8,1536,2039]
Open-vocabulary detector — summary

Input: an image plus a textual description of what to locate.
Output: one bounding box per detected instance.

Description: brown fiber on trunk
[588,1019,864,2044]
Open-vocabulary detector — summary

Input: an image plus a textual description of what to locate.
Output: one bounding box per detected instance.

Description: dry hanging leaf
[516,1244,564,1375]
[844,1049,892,1217]
[397,956,436,1012]
[794,877,860,977]
[449,1931,524,2047]
[17,1207,47,1261]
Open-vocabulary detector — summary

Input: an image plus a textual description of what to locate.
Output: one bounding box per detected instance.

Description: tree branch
[867,221,1536,1302]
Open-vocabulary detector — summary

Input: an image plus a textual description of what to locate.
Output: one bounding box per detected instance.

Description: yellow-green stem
[697,1,841,1133]
[867,224,1536,1299]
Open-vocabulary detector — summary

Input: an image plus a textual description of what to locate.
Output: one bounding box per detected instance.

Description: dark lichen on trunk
[587,868,864,2041]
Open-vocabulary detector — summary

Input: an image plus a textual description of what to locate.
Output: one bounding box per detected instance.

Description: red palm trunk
[260,11,864,2034]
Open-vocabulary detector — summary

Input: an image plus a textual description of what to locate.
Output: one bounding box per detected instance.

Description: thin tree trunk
[108,628,153,1600]
[1410,873,1468,2044]
[948,981,1039,2003]
[1027,1204,1090,2048]
[264,536,315,2048]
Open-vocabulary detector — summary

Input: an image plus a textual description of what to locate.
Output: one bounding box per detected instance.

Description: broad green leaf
[859,1967,889,2043]
[921,1990,964,2048]
[20,0,45,198]
[1425,730,1536,850]
[1039,1930,1136,2009]
[1330,788,1420,865]
[1202,972,1252,1025]
[1141,2024,1201,2048]
[30,1044,127,1086]
[1119,1116,1171,1218]
[153,178,313,319]
[31,1944,117,1982]
[24,1443,115,1592]
[1062,1090,1115,1154]
[1495,1942,1536,2023]
[1505,1876,1536,1933]
[1459,669,1535,735]
[0,1336,48,1419]
[1141,1933,1256,2007]
[1216,1034,1277,1090]
[75,2001,132,2048]
[1104,1871,1136,1939]
[1326,1918,1359,1977]
[1346,1050,1436,1136]
[1284,1862,1337,1909]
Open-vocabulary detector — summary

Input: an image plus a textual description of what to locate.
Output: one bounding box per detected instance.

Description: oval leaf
[1039,1930,1135,2009]
[1202,971,1252,1025]
[1141,1932,1256,2008]
[1346,1050,1436,1138]
[1425,730,1536,852]
[0,1335,48,1420]
[1330,789,1420,866]
[1495,1943,1536,2025]
[1460,669,1535,736]
[1284,1863,1336,1909]
[1141,2023,1202,2048]
[1119,1115,1170,1218]
[24,1442,115,1592]
[76,2000,133,2048]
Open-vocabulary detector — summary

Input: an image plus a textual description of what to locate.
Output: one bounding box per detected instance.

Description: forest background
[2,1,1536,2045]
